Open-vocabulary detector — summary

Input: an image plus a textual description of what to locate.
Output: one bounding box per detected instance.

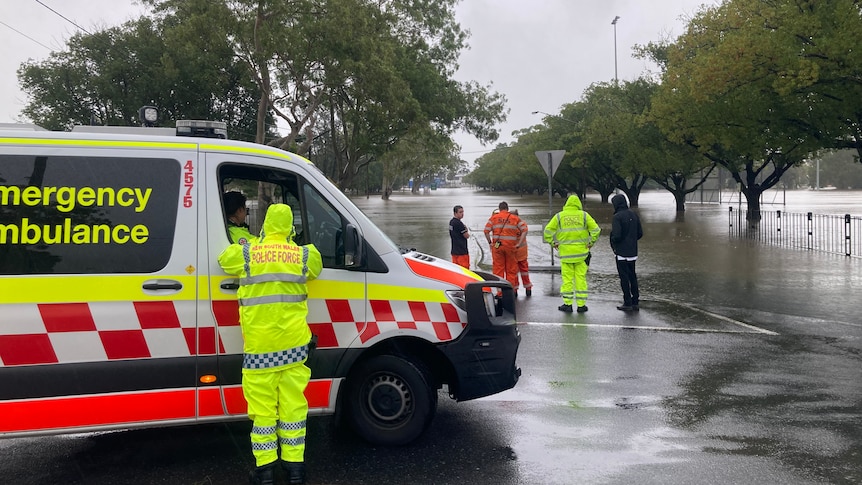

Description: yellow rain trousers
[218,203,323,467]
[244,363,312,465]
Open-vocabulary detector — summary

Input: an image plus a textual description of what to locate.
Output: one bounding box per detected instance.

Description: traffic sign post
[535,150,565,266]
[535,150,565,215]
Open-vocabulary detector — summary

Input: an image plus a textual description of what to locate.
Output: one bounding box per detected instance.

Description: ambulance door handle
[221,280,240,291]
[142,280,183,291]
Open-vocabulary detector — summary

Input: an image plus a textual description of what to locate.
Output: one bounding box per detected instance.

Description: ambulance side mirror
[343,223,362,268]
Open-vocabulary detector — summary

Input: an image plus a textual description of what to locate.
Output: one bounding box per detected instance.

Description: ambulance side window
[218,163,348,269]
[0,154,179,275]
[301,183,347,268]
[219,166,303,245]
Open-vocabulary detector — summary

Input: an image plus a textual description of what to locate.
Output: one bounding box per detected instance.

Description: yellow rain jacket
[218,204,323,372]
[543,195,600,262]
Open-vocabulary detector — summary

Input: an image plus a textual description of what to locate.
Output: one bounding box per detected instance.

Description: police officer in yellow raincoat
[218,204,322,485]
[224,191,256,244]
[543,195,600,313]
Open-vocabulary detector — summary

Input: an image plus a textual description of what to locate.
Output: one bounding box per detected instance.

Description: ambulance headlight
[445,290,466,312]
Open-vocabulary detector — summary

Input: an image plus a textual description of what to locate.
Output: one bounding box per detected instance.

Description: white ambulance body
[0,122,520,446]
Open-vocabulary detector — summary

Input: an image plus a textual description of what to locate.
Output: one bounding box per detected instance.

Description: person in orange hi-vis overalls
[510,209,532,297]
[484,201,527,294]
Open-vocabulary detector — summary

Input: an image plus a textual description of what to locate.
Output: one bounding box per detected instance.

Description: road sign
[534,150,565,177]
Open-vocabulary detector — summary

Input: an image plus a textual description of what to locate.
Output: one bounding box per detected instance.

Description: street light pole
[611,16,620,83]
[532,110,577,125]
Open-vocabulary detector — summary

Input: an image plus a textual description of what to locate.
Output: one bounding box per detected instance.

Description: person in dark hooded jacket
[609,194,643,311]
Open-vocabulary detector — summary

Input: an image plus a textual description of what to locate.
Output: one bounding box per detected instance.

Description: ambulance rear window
[0,155,180,274]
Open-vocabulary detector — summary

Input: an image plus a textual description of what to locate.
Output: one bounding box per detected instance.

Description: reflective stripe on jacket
[543,195,600,261]
[484,210,527,248]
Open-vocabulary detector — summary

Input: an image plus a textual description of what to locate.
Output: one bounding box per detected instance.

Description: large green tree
[652,0,862,219]
[575,81,653,207]
[18,14,262,138]
[19,0,506,193]
[146,0,507,193]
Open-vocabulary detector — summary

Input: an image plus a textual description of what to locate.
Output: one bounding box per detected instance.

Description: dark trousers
[615,259,639,306]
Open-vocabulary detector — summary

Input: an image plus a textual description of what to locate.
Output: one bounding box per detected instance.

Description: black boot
[249,463,275,485]
[282,461,306,485]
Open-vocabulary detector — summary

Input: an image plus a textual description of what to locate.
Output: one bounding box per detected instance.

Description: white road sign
[534,150,566,177]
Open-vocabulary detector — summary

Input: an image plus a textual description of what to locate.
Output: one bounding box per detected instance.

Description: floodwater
[351,187,862,484]
[352,187,862,324]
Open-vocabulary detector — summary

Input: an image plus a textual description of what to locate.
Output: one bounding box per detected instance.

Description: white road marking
[520,321,775,335]
[648,297,779,335]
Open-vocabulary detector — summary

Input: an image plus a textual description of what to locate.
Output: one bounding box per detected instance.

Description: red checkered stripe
[0,298,467,367]
[212,298,467,351]
[0,300,213,367]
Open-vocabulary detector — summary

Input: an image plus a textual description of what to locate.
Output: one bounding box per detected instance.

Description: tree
[575,81,654,206]
[317,0,507,193]
[652,0,862,220]
[18,14,262,139]
[20,0,506,194]
[146,0,507,192]
[633,42,718,212]
[765,0,862,161]
[378,125,458,198]
[522,107,592,200]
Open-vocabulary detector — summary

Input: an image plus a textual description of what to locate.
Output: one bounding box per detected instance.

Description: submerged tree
[652,0,862,220]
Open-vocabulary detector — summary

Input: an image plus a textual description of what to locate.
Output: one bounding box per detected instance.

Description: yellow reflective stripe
[215,279,446,303]
[199,143,312,164]
[0,275,197,304]
[0,137,197,150]
[240,294,307,306]
[368,284,447,303]
[198,275,211,299]
[307,279,364,299]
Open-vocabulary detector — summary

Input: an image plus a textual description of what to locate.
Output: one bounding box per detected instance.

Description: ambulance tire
[346,354,437,446]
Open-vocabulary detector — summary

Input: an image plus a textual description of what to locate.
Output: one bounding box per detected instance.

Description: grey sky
[1,0,711,164]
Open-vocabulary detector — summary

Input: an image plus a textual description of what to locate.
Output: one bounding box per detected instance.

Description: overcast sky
[1,0,712,164]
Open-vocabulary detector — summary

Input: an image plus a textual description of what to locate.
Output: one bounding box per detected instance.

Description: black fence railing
[729,208,862,257]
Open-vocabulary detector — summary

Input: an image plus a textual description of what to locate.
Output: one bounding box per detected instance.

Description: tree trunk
[381,173,392,200]
[597,189,614,204]
[742,187,763,221]
[673,190,686,212]
[616,174,648,207]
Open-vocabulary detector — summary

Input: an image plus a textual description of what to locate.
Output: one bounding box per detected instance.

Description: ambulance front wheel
[345,354,437,446]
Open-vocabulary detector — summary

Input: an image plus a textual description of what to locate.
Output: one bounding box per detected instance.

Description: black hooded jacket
[609,194,643,258]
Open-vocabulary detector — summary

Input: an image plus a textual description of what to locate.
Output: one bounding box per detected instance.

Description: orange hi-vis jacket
[484,210,527,248]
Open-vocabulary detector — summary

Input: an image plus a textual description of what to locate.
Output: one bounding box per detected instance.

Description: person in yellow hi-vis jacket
[543,195,600,313]
[218,204,322,485]
[223,191,256,244]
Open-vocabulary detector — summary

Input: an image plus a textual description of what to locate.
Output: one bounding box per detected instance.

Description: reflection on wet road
[354,188,862,484]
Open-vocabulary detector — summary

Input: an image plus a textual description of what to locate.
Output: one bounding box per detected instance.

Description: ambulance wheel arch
[344,353,438,446]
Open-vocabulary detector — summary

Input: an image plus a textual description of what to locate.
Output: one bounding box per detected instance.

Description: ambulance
[0,120,520,446]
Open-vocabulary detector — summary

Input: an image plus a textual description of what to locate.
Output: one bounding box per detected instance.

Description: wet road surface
[2,189,860,484]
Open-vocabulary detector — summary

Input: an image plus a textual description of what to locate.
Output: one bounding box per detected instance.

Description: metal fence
[729,207,862,257]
